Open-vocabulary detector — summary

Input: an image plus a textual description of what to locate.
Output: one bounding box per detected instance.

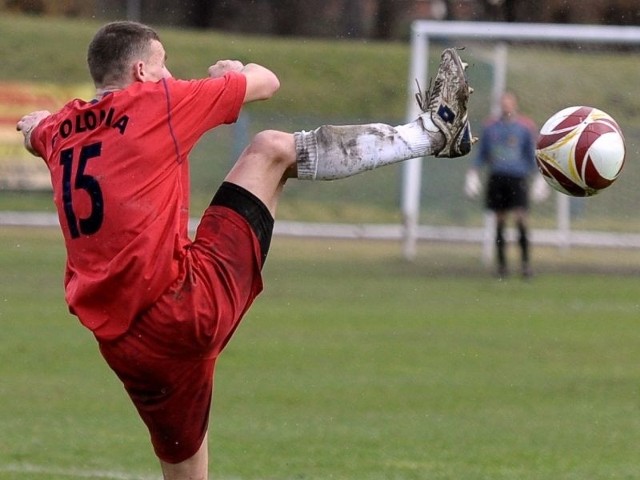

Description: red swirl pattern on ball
[536,106,593,150]
[575,120,619,190]
[536,158,588,197]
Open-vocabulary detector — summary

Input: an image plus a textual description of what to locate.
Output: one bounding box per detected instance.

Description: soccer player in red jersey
[17,21,473,480]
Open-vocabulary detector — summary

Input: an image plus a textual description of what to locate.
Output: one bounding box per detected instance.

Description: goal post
[402,20,640,260]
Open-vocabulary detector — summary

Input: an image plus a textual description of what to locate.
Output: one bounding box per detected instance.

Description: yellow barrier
[0,82,92,190]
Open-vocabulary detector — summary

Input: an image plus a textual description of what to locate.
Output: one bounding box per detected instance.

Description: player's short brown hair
[87,21,160,87]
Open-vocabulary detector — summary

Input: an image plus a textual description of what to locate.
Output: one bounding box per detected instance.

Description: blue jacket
[474,114,537,178]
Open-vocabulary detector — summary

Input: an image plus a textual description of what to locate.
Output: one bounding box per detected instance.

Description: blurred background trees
[3,0,639,39]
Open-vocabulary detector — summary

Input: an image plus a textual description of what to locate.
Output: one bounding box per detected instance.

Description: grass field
[3,12,640,479]
[2,227,640,480]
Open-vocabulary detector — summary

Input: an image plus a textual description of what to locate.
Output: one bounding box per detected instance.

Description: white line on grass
[0,463,159,480]
[0,463,266,480]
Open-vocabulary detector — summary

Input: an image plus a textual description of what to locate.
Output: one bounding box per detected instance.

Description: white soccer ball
[535,106,626,197]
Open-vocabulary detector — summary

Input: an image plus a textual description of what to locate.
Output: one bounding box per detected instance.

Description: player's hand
[16,110,51,156]
[464,169,482,199]
[208,60,245,78]
[531,174,551,203]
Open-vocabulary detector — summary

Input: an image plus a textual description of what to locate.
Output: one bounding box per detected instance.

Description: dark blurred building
[3,0,639,38]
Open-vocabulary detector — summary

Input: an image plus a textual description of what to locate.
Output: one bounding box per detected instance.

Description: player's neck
[95,84,124,99]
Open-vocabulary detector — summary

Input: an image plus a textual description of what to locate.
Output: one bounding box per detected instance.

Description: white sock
[295,116,444,180]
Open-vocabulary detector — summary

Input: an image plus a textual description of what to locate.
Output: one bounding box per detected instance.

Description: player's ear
[133,61,145,82]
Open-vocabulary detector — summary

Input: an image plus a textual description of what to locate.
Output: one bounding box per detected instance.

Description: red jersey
[30,73,247,340]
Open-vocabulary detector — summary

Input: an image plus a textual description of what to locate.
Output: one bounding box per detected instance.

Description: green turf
[0,13,409,120]
[3,15,640,478]
[1,227,640,479]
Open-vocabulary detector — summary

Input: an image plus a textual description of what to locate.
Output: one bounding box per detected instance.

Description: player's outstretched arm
[208,60,279,104]
[241,63,280,103]
[16,110,51,157]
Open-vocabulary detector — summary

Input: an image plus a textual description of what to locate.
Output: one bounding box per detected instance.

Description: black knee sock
[517,221,529,265]
[496,222,506,269]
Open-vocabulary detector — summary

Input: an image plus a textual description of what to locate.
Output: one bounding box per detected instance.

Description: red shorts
[99,193,270,463]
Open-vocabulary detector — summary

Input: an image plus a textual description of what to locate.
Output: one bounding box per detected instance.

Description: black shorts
[485,174,529,211]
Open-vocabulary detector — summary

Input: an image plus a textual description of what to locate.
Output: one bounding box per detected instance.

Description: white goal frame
[402,20,640,260]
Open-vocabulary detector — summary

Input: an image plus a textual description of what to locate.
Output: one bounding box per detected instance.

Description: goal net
[401,20,640,259]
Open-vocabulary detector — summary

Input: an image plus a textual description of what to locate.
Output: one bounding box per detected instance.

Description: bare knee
[514,208,528,225]
[224,130,296,214]
[246,130,296,172]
